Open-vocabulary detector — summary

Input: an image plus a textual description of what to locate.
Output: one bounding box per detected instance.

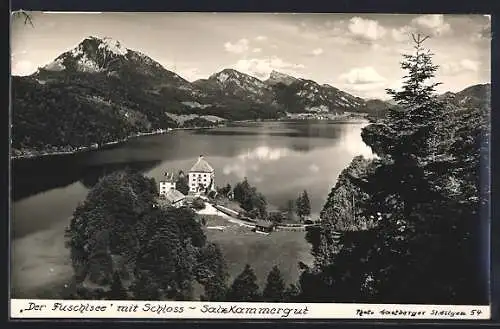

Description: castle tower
[159,172,177,196]
[188,155,215,194]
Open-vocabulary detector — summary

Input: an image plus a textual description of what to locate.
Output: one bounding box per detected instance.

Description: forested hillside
[300,34,490,304]
[11,36,391,158]
[65,170,228,301]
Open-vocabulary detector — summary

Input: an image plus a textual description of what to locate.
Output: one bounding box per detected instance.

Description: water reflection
[12,156,161,201]
[12,121,371,237]
[195,121,347,140]
[79,160,162,189]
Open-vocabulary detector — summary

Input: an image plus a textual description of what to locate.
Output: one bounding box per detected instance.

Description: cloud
[224,38,250,54]
[12,60,36,76]
[339,66,386,85]
[390,15,451,43]
[347,17,387,42]
[311,48,324,56]
[341,85,388,100]
[238,146,290,162]
[472,24,491,42]
[371,43,391,52]
[252,48,262,53]
[44,59,66,72]
[161,60,205,81]
[441,59,481,75]
[177,67,205,81]
[11,50,28,58]
[308,164,320,173]
[338,66,389,99]
[255,35,268,41]
[411,14,451,37]
[391,25,413,42]
[222,146,292,179]
[233,56,305,79]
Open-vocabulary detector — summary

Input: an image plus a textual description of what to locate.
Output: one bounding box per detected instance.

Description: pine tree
[283,283,301,302]
[386,34,441,106]
[300,33,487,304]
[356,34,452,302]
[226,264,260,302]
[130,272,161,300]
[262,265,286,302]
[296,190,311,220]
[175,171,189,195]
[108,271,128,300]
[196,243,229,302]
[363,33,446,165]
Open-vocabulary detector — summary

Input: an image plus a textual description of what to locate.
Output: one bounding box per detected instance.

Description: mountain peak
[210,68,242,78]
[266,70,298,86]
[39,36,130,74]
[77,36,128,56]
[208,68,262,85]
[98,36,128,55]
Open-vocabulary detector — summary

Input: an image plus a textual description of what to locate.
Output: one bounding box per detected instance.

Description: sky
[11,12,491,100]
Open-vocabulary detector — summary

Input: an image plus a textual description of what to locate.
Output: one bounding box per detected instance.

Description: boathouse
[255,220,275,233]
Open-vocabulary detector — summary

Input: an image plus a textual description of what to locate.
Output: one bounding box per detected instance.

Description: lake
[11,120,374,298]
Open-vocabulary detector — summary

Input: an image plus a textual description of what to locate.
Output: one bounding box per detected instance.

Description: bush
[192,198,206,210]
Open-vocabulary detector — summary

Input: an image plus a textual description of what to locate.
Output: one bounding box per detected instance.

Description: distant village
[156,155,318,234]
[283,111,368,121]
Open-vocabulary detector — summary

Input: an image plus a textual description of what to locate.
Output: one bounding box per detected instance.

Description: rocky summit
[11,36,489,156]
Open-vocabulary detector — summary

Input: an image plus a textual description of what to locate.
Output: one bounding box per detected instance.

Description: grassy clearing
[203,215,313,290]
[14,213,313,300]
[11,221,74,299]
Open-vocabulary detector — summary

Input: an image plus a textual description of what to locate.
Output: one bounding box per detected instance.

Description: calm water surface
[11,121,373,296]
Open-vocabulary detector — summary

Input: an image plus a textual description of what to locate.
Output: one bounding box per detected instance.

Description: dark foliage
[65,170,226,301]
[262,266,286,302]
[233,178,267,218]
[226,264,261,302]
[175,172,189,195]
[196,243,229,301]
[295,190,311,220]
[299,34,489,304]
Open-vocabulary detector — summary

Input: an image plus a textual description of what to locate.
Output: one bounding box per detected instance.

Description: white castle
[188,155,215,194]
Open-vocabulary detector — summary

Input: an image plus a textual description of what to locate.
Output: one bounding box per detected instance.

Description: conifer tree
[226,264,260,302]
[300,33,487,304]
[262,265,286,302]
[196,243,229,302]
[363,33,445,164]
[108,271,128,300]
[296,190,311,220]
[283,283,301,302]
[175,171,189,195]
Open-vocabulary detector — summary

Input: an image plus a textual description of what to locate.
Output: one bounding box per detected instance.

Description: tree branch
[12,9,34,27]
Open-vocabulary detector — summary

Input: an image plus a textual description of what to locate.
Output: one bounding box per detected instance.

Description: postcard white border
[10,299,490,320]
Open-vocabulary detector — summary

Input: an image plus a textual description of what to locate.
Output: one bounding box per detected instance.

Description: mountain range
[11,36,490,157]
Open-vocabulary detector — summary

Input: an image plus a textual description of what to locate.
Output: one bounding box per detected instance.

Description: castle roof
[161,171,178,182]
[189,155,214,173]
[164,188,186,204]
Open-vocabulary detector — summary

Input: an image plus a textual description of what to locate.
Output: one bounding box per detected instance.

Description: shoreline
[10,118,368,161]
[10,125,222,161]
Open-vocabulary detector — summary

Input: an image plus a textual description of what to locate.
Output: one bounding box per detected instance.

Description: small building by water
[255,220,275,233]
